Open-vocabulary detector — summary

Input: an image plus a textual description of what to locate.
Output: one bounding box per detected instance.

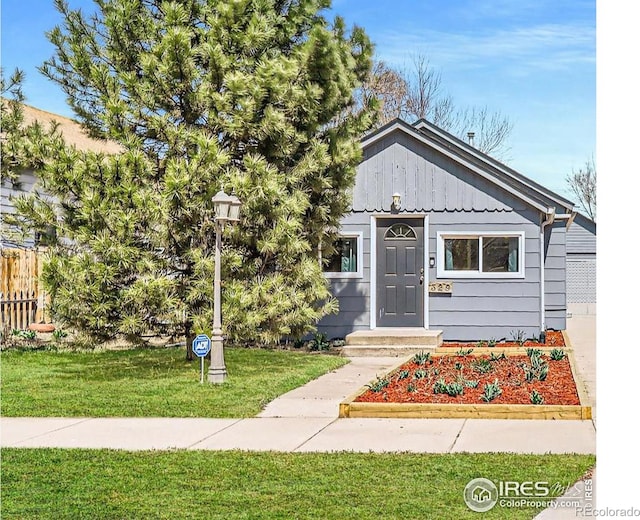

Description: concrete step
[341,344,437,357]
[343,328,443,357]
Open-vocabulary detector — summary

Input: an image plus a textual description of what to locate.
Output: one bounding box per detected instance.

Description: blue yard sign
[192,334,211,384]
[192,334,211,357]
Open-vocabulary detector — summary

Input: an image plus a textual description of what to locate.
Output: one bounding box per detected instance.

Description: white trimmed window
[323,232,363,279]
[436,231,525,278]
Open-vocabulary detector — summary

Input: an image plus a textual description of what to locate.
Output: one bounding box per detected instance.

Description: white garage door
[567,257,596,303]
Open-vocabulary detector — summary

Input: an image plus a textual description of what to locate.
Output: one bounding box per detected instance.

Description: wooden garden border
[339,347,593,420]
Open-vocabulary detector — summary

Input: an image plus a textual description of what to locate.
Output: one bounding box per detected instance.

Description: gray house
[318,119,578,342]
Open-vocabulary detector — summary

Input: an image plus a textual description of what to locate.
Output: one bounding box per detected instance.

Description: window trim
[436,231,525,279]
[323,231,364,279]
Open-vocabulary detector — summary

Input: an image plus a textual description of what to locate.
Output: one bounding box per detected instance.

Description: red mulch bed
[356,349,580,406]
[440,330,565,349]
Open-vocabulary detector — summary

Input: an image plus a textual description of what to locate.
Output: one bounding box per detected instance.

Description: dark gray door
[377,218,424,327]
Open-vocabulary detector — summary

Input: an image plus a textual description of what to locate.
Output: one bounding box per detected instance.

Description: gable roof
[20,103,122,154]
[360,118,574,216]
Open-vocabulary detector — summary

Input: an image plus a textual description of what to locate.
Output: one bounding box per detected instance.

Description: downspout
[540,208,556,335]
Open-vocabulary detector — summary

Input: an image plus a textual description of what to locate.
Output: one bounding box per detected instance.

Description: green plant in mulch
[475,340,487,349]
[511,329,527,346]
[433,378,464,397]
[549,348,566,361]
[481,379,503,402]
[396,369,410,381]
[406,382,417,393]
[488,351,506,362]
[366,376,390,393]
[526,347,543,359]
[523,351,549,382]
[413,369,428,380]
[471,358,493,374]
[530,390,545,405]
[464,379,480,389]
[412,351,431,365]
[487,338,497,348]
[456,348,474,356]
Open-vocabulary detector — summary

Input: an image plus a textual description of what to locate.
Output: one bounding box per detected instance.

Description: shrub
[308,333,330,352]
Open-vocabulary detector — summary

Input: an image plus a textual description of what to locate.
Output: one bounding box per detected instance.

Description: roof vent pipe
[467,132,475,146]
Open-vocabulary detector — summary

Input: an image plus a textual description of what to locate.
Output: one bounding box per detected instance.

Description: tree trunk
[184,319,195,361]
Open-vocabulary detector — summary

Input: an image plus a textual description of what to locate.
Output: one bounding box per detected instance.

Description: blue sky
[2,0,594,199]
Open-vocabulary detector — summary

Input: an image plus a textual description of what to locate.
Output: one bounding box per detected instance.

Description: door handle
[419,275,424,285]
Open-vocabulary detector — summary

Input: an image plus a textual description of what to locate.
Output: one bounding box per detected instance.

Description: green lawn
[0,449,594,519]
[0,346,348,417]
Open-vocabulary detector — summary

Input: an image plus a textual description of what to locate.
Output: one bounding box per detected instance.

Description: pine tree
[9,0,376,353]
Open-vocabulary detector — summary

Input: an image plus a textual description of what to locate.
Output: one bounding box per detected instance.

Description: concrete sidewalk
[1,415,596,454]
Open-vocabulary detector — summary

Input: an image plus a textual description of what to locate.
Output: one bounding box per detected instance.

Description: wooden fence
[1,248,47,330]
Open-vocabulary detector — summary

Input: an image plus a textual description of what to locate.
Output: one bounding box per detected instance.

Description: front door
[376,218,424,327]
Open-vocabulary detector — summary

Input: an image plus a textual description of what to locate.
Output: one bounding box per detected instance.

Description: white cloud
[375,23,595,76]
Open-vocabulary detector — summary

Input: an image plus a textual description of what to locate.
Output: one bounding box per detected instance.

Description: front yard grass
[0,346,348,417]
[1,449,595,520]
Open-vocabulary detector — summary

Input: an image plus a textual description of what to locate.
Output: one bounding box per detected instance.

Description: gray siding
[317,212,371,339]
[1,170,39,247]
[566,213,596,255]
[352,132,523,213]
[544,221,567,330]
[428,209,542,341]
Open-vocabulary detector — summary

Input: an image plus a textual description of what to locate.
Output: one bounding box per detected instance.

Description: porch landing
[342,328,443,357]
